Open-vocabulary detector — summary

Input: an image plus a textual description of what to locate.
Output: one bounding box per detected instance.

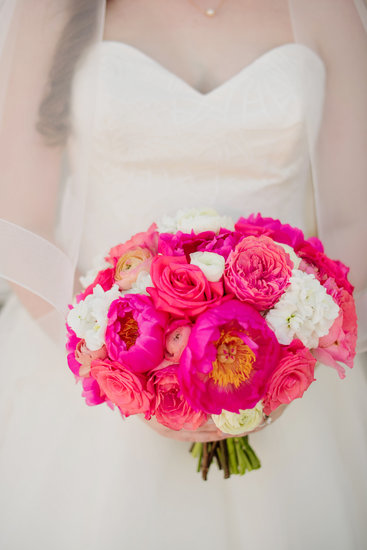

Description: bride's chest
[71,41,325,166]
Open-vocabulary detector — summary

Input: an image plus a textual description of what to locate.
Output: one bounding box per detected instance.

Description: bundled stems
[189,436,261,480]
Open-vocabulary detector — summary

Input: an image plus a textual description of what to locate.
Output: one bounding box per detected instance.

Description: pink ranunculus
[147,361,207,430]
[262,340,316,415]
[90,359,154,418]
[296,241,353,294]
[114,247,153,291]
[164,320,192,363]
[148,255,224,318]
[313,279,357,378]
[76,268,115,303]
[105,294,167,373]
[224,235,293,310]
[179,300,280,415]
[75,340,107,377]
[235,213,308,249]
[158,229,244,261]
[105,223,159,266]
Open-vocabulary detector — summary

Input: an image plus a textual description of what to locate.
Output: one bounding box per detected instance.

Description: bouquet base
[190,436,261,480]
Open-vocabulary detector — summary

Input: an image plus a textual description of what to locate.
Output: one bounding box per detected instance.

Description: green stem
[234,438,250,475]
[226,438,239,475]
[242,437,261,470]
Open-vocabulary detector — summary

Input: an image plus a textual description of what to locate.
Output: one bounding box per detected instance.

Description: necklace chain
[187,0,227,17]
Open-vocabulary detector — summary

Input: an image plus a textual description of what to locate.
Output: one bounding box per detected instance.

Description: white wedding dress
[0,41,366,550]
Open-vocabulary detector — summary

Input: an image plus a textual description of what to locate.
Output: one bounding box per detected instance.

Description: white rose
[79,254,113,289]
[265,269,339,348]
[212,402,264,435]
[157,208,234,235]
[67,284,121,351]
[123,271,153,295]
[189,251,225,282]
[276,242,301,269]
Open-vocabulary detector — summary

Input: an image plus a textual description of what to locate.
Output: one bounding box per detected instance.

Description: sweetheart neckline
[99,41,325,99]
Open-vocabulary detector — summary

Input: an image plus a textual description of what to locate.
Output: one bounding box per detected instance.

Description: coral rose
[148,361,207,430]
[148,255,224,318]
[91,359,153,418]
[224,235,293,310]
[262,340,316,415]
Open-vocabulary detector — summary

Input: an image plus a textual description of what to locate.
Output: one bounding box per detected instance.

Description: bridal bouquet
[66,209,357,480]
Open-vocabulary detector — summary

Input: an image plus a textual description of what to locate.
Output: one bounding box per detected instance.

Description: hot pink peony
[164,320,192,363]
[179,300,280,415]
[81,375,106,406]
[235,213,308,249]
[91,359,153,418]
[313,279,357,378]
[262,340,316,415]
[224,235,293,310]
[105,294,167,373]
[158,229,243,260]
[148,255,224,318]
[147,361,207,430]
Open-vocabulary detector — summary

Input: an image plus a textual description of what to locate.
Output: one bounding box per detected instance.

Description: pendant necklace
[187,0,227,17]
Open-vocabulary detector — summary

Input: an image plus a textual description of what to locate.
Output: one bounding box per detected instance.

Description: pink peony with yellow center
[179,300,280,415]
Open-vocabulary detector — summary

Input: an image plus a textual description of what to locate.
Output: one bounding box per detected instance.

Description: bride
[0,1,366,548]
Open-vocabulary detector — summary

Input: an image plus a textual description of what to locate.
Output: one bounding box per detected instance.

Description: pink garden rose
[105,294,167,373]
[179,300,280,415]
[164,320,192,363]
[148,361,207,430]
[158,228,243,260]
[148,255,224,318]
[262,340,316,415]
[75,340,107,377]
[91,359,153,418]
[313,279,357,378]
[224,235,293,310]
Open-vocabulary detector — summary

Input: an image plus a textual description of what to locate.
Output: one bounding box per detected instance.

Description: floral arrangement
[66,209,357,480]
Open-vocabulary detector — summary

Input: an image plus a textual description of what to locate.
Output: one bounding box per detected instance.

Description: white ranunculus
[79,254,113,289]
[276,242,301,269]
[67,284,121,351]
[212,402,264,435]
[157,208,235,235]
[123,271,153,295]
[265,269,339,348]
[189,251,225,282]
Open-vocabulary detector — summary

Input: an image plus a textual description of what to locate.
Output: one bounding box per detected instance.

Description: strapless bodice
[67,41,325,272]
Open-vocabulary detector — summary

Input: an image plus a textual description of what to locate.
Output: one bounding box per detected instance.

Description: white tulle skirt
[0,294,366,550]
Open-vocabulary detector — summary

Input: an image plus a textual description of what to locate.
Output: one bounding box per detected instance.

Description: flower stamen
[118,312,140,350]
[210,329,256,388]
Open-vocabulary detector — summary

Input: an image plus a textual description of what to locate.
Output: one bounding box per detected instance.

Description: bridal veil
[0,0,366,351]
